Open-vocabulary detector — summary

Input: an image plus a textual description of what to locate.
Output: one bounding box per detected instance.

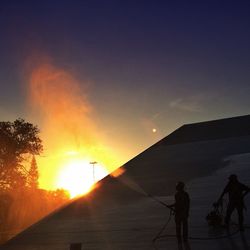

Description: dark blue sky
[1,1,250,160]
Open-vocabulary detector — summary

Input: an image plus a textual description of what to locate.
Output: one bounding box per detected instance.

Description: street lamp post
[90,161,97,183]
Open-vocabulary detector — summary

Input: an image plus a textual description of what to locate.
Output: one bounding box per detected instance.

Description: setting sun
[56,157,107,198]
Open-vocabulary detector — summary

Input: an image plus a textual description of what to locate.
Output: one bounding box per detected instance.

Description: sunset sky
[1,1,250,194]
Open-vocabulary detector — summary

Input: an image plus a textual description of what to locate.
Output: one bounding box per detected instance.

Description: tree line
[0,118,70,243]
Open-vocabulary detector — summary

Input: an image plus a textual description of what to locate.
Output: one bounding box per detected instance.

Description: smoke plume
[27,63,119,190]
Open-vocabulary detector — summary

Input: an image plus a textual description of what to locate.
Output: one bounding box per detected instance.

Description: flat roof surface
[2,115,250,250]
[2,153,250,250]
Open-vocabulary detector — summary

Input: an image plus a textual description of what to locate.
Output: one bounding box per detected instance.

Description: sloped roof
[2,115,250,250]
[156,114,250,146]
[120,114,250,196]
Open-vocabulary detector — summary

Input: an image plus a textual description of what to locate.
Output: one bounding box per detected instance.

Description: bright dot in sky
[152,128,157,133]
[56,158,107,198]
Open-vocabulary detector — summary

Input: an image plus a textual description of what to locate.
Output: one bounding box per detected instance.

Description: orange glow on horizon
[56,156,107,198]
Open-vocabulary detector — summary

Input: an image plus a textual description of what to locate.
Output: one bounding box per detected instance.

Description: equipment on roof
[206,202,224,227]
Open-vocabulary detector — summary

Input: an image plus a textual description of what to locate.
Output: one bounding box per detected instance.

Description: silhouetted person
[217,174,250,231]
[170,182,190,242]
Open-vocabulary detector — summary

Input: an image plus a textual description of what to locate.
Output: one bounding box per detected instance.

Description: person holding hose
[216,174,249,231]
[169,181,190,242]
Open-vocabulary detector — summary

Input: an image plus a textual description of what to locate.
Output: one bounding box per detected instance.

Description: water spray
[111,167,172,210]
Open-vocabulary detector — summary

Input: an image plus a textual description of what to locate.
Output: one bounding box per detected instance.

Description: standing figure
[170,182,190,242]
[217,174,249,231]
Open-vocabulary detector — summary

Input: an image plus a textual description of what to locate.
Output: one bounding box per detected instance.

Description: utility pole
[90,161,97,183]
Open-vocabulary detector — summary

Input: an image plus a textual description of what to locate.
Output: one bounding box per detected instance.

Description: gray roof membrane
[2,115,250,249]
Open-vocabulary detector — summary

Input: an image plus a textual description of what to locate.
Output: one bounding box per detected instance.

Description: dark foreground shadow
[178,241,192,250]
[227,230,250,250]
[240,232,249,250]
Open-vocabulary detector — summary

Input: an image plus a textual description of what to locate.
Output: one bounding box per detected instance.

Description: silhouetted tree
[48,188,70,204]
[0,192,12,233]
[27,155,39,189]
[2,187,70,243]
[0,119,71,244]
[0,118,43,190]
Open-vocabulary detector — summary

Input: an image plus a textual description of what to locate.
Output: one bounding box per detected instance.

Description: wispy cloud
[169,96,203,113]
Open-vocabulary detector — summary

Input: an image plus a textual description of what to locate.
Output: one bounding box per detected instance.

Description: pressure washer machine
[206,202,224,227]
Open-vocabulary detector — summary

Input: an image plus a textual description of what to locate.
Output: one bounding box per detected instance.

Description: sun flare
[56,157,107,198]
